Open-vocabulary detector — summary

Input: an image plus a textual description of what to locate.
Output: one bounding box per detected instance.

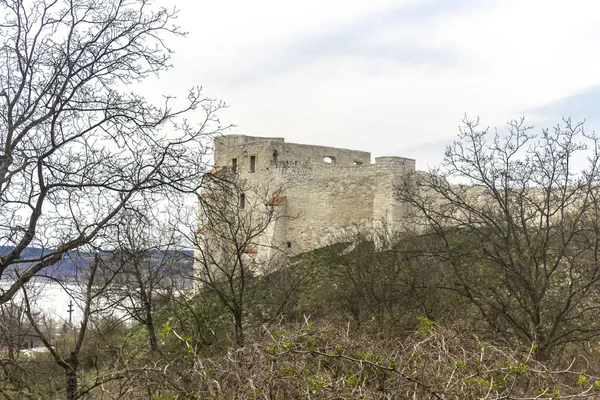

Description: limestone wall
[206,134,417,258]
[277,164,377,252]
[214,135,371,173]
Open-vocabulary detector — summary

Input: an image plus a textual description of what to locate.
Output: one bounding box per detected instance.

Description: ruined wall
[278,164,377,252]
[207,135,417,257]
[214,135,371,172]
[372,157,415,227]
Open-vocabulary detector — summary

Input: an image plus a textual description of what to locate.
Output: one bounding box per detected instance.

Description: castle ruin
[197,135,418,265]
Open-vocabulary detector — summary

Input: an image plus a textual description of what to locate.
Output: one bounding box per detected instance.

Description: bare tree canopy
[0,0,225,304]
[398,117,600,360]
[195,171,287,347]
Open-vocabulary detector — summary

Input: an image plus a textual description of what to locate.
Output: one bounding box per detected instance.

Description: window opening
[232,158,237,172]
[250,155,256,172]
[287,241,292,248]
[353,161,363,165]
[273,151,278,164]
[323,155,336,164]
[240,193,246,209]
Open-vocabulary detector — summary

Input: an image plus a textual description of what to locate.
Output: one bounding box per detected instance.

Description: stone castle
[197,135,418,264]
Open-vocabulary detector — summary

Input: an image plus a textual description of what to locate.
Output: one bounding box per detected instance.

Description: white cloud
[147,0,600,169]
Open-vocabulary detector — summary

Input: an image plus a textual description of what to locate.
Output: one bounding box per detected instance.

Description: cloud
[211,0,488,86]
[141,0,600,169]
[529,86,600,131]
[393,138,452,171]
[287,0,479,59]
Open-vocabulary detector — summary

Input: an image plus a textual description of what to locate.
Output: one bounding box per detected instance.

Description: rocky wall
[208,134,418,258]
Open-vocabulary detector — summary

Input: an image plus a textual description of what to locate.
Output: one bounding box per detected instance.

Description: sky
[146,0,600,170]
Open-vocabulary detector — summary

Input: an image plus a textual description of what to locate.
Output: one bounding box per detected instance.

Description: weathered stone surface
[204,135,417,257]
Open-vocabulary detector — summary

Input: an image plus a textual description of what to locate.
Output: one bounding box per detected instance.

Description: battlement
[199,134,419,265]
[375,156,416,170]
[215,135,285,146]
[214,134,370,169]
[214,134,416,174]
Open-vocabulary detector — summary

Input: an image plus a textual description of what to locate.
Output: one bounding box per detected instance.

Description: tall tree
[22,254,123,400]
[194,171,286,347]
[397,117,600,360]
[0,0,224,304]
[102,209,189,353]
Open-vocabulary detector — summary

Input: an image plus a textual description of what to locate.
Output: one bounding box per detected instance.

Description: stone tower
[196,134,417,269]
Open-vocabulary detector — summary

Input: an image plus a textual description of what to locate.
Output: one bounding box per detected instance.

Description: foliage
[194,172,288,347]
[397,117,600,360]
[0,0,224,305]
[295,225,468,332]
[156,289,234,356]
[120,321,600,399]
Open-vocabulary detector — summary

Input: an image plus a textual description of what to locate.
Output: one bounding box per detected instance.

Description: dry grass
[115,319,600,399]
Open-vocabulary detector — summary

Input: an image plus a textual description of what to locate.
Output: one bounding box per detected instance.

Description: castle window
[323,155,336,164]
[240,193,246,209]
[287,241,292,248]
[250,155,256,172]
[353,161,363,165]
[273,150,278,164]
[231,158,237,172]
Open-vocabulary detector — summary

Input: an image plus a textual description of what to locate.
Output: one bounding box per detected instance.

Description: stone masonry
[199,135,418,262]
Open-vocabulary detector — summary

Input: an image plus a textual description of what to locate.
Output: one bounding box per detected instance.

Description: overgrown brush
[126,319,600,399]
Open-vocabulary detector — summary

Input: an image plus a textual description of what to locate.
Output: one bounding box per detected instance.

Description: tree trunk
[146,313,159,352]
[7,341,14,360]
[234,312,244,348]
[64,352,79,400]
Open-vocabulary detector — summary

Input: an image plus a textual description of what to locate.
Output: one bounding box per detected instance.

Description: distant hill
[0,246,194,279]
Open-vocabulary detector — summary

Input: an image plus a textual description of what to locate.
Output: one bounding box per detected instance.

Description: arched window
[323,155,337,164]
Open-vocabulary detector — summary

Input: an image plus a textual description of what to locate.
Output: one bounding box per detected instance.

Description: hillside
[0,246,194,279]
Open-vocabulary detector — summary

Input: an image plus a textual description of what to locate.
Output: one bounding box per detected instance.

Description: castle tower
[195,135,417,276]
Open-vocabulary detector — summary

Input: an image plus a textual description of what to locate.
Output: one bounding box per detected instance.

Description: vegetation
[397,117,600,361]
[3,114,600,398]
[0,0,224,305]
[2,0,600,398]
[4,287,600,399]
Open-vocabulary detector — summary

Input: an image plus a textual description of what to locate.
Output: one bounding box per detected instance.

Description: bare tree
[101,209,189,353]
[194,170,287,347]
[397,117,600,360]
[19,253,128,400]
[312,221,457,330]
[0,0,225,305]
[0,296,29,361]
